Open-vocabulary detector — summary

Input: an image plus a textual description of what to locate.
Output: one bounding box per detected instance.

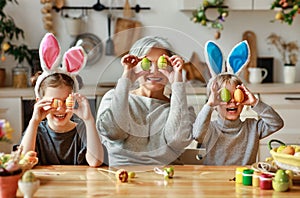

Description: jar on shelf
[12,65,29,88]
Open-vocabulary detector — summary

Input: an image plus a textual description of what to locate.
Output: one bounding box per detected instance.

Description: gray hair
[129,36,175,57]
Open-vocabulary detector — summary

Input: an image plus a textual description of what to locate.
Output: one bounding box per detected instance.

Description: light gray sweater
[193,101,284,165]
[96,78,196,167]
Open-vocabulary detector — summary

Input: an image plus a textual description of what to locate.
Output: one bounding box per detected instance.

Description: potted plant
[0,0,33,87]
[267,33,299,83]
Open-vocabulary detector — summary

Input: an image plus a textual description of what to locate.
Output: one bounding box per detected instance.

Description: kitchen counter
[1,83,300,98]
[14,165,300,197]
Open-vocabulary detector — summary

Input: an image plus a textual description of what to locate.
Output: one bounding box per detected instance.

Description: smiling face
[136,47,169,92]
[216,82,244,121]
[44,85,74,130]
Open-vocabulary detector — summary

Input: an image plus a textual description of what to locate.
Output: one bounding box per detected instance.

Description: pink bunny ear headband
[34,33,87,98]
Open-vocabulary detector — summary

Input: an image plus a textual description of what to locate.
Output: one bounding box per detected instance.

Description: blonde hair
[207,73,243,96]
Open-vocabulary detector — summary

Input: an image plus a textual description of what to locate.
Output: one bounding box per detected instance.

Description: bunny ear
[226,40,250,76]
[39,33,61,72]
[204,40,225,77]
[62,46,87,75]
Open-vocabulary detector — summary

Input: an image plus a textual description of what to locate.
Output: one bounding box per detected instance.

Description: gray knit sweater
[96,78,196,167]
[193,101,284,165]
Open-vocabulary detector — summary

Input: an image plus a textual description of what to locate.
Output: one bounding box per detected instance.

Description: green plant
[191,0,229,39]
[0,0,32,65]
[271,0,300,25]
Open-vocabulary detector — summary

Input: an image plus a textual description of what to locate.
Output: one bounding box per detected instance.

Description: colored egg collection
[220,87,245,103]
[140,56,168,71]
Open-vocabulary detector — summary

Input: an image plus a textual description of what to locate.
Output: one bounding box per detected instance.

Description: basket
[268,139,300,173]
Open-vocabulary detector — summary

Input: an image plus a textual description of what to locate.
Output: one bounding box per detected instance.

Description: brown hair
[38,73,75,97]
[207,73,243,96]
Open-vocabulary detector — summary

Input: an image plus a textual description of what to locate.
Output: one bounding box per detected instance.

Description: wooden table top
[16,165,300,198]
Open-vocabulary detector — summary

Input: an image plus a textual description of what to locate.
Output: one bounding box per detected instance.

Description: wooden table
[16,165,300,197]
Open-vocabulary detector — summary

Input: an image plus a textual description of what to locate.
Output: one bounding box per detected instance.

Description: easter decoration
[157,56,168,70]
[34,32,87,100]
[97,168,132,183]
[141,57,151,71]
[18,170,40,198]
[191,0,229,39]
[204,40,250,103]
[154,166,174,180]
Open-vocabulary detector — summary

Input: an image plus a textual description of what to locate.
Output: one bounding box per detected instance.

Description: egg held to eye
[157,56,168,70]
[141,57,151,71]
[220,88,231,102]
[234,88,244,103]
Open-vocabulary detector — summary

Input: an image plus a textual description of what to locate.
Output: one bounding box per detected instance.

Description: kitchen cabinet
[178,0,273,10]
[258,93,300,161]
[0,97,22,153]
[225,0,252,10]
[253,0,274,10]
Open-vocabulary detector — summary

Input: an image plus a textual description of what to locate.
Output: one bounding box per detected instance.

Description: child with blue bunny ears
[193,40,284,165]
[20,33,104,166]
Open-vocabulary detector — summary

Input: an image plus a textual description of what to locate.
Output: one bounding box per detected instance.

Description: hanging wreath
[271,0,300,25]
[191,0,229,39]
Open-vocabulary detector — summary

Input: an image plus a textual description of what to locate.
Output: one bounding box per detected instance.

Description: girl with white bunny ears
[192,40,284,165]
[20,33,104,167]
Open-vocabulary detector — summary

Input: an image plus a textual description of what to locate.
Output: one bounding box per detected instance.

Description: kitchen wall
[2,0,300,87]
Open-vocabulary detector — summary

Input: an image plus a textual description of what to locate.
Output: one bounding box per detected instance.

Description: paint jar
[252,171,261,187]
[242,169,254,186]
[235,167,247,184]
[259,173,273,190]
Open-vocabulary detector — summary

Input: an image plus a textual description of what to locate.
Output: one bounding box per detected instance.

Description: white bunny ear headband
[204,40,250,79]
[35,33,87,98]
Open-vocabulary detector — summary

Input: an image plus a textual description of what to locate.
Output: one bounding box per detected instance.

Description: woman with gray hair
[96,36,196,166]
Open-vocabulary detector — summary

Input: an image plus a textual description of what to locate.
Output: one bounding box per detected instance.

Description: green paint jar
[242,169,254,186]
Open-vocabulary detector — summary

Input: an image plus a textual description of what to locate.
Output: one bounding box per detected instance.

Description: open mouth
[146,77,163,82]
[226,107,238,112]
[54,114,67,120]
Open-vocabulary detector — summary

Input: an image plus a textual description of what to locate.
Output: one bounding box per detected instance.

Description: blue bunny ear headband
[204,40,250,79]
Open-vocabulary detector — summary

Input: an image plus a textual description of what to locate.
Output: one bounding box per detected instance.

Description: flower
[267,33,299,65]
[0,119,13,143]
[270,0,300,25]
[0,146,38,176]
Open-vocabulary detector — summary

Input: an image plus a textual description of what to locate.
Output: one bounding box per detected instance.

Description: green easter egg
[141,57,151,71]
[22,171,37,182]
[157,56,168,69]
[274,169,289,183]
[220,88,231,102]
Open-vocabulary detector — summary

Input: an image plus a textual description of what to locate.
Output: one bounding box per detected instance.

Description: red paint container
[259,173,273,190]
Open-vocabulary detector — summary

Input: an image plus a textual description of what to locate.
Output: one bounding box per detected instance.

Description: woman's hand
[160,55,184,83]
[31,98,53,123]
[121,54,148,82]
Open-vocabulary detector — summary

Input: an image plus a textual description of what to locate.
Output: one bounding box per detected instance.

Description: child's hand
[72,93,93,121]
[207,82,224,107]
[236,84,257,106]
[121,54,148,82]
[159,55,184,83]
[32,98,53,123]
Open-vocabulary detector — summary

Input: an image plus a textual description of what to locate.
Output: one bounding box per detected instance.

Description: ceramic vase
[283,65,296,84]
[0,173,21,198]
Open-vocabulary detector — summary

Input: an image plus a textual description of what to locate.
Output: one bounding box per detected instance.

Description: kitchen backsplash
[0,0,300,87]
